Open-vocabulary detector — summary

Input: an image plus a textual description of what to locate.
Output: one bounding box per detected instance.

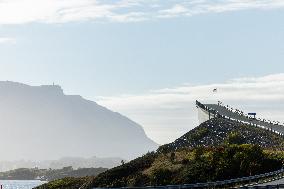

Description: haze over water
[0,180,46,189]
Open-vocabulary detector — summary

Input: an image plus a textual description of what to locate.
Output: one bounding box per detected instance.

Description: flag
[213,88,217,92]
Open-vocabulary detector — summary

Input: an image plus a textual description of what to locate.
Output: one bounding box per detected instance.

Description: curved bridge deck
[197,101,284,135]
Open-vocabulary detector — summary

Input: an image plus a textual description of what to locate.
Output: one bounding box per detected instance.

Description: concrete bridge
[196,100,284,135]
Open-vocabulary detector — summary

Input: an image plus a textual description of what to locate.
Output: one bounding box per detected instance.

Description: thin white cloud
[97,73,284,144]
[0,37,16,44]
[0,0,283,24]
[158,4,189,18]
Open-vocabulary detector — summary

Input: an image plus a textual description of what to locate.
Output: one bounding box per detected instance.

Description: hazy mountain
[0,156,124,172]
[48,156,124,170]
[0,81,158,161]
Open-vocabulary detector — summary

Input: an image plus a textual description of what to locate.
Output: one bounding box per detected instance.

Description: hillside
[0,81,158,161]
[158,118,284,153]
[36,117,284,189]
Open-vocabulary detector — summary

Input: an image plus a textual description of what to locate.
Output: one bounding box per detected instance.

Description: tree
[225,132,245,145]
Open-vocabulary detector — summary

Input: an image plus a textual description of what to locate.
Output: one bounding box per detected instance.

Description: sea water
[0,180,46,189]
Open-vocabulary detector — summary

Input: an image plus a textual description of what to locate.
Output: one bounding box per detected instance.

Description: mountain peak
[0,81,64,95]
[39,84,64,94]
[0,81,158,161]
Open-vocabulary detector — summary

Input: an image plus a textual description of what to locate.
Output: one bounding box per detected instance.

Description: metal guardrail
[240,185,284,188]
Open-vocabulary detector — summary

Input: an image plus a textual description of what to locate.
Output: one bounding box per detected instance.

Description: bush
[225,131,245,145]
[151,168,173,186]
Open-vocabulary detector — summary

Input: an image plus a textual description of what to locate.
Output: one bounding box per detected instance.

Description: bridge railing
[196,100,284,137]
[239,184,284,188]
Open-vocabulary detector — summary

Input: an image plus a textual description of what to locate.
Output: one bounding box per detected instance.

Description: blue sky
[1,0,284,143]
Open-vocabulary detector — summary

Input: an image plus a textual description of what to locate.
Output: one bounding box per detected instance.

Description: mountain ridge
[0,81,158,161]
